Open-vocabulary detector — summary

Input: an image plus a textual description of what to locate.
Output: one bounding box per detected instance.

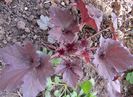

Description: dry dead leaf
[111,0,121,15]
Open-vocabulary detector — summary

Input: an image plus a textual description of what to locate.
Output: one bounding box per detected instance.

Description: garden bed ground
[0,0,133,97]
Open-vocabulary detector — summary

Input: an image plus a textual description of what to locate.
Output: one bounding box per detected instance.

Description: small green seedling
[126,72,133,84]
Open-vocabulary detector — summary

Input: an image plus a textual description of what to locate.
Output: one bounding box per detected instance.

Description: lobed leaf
[93,36,133,80]
[55,59,83,88]
[0,42,54,97]
[86,4,103,31]
[107,80,122,97]
[75,0,98,31]
[48,6,79,43]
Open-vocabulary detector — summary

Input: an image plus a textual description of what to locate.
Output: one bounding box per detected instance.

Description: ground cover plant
[0,0,133,97]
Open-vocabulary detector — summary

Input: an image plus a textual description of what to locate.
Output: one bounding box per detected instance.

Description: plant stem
[87,27,111,41]
[17,91,23,97]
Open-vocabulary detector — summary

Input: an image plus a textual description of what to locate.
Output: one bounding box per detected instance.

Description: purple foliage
[107,80,123,97]
[0,42,54,97]
[48,6,79,43]
[55,58,83,88]
[93,36,133,80]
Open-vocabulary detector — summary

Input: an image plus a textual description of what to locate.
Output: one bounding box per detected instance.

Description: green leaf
[45,90,51,97]
[54,90,61,97]
[51,58,62,65]
[70,91,78,97]
[54,76,61,84]
[89,92,97,97]
[79,89,84,96]
[126,72,133,84]
[48,51,53,55]
[42,47,53,55]
[42,47,47,54]
[66,95,70,97]
[46,77,52,86]
[85,93,97,97]
[80,80,93,94]
[46,77,53,90]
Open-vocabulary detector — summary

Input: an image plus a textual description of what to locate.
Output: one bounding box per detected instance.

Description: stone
[17,21,26,30]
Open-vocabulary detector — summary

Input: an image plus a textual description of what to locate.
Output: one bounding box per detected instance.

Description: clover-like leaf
[80,80,93,94]
[70,91,78,97]
[51,58,62,66]
[54,76,62,84]
[54,90,61,97]
[126,72,133,84]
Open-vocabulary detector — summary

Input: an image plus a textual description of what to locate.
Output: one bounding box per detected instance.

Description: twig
[87,27,111,41]
[41,41,57,51]
[44,1,51,4]
[17,91,23,97]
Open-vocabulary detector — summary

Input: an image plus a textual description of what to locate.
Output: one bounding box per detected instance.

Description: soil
[0,0,50,48]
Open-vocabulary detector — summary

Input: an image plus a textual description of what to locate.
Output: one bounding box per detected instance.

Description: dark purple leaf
[49,6,78,32]
[48,28,76,43]
[55,59,83,88]
[93,36,133,80]
[79,39,89,48]
[0,42,54,97]
[22,72,44,97]
[48,6,79,43]
[81,49,90,63]
[64,42,78,54]
[75,0,98,31]
[53,42,78,57]
[86,4,103,31]
[0,67,28,91]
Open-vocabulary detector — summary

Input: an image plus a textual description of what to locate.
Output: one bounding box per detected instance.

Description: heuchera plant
[0,42,54,97]
[0,0,133,97]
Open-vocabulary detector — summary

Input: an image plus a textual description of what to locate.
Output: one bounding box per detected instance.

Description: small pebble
[17,21,26,30]
[7,36,12,41]
[3,40,7,44]
[0,19,5,25]
[29,15,34,21]
[24,7,28,11]
[25,27,30,33]
[0,27,5,40]
[12,39,16,42]
[33,35,38,39]
[44,2,51,9]
[61,1,65,6]
[22,35,26,38]
[0,35,3,40]
[15,42,21,45]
